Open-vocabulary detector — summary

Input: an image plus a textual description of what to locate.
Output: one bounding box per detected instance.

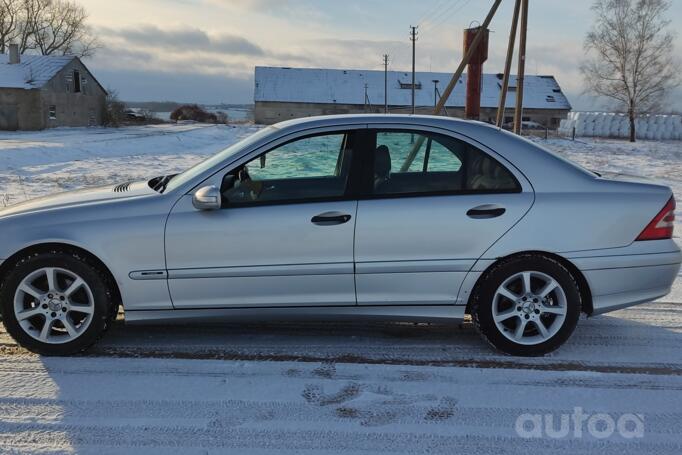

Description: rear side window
[371,130,520,196]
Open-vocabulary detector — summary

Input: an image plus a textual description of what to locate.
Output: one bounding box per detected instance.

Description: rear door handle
[311,211,352,226]
[467,204,506,219]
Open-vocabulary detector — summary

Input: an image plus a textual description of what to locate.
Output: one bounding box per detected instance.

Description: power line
[421,0,472,34]
[419,0,465,33]
[416,0,451,28]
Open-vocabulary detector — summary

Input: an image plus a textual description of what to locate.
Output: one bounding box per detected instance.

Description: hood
[0,180,157,218]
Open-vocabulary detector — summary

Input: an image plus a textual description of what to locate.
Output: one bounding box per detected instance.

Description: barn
[0,45,107,131]
[254,66,571,127]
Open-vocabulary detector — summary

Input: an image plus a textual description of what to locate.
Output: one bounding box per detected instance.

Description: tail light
[636,196,676,241]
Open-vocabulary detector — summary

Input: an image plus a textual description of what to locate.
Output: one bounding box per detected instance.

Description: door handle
[311,211,352,226]
[467,204,506,219]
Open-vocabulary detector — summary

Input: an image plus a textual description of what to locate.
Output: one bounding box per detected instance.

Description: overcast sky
[80,0,682,110]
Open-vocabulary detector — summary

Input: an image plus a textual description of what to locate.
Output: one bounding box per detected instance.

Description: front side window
[222,132,354,206]
[371,130,519,196]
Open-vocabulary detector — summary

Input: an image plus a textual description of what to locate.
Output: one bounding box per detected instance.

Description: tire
[0,250,114,356]
[471,254,581,356]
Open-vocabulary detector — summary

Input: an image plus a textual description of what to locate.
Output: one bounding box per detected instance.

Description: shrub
[170,104,218,123]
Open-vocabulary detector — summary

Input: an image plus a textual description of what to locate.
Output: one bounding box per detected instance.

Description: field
[0,123,680,454]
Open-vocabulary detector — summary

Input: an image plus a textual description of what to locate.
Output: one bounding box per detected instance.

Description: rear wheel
[0,251,113,356]
[472,254,581,356]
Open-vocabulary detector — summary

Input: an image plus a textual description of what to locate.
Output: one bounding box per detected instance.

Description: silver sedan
[0,115,679,356]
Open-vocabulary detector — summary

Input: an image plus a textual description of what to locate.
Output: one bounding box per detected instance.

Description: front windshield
[163,126,278,193]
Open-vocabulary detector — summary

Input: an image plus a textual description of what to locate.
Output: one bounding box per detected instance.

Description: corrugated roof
[0,54,75,89]
[255,66,571,110]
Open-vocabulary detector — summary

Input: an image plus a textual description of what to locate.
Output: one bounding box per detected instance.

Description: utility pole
[432,80,439,108]
[496,0,522,127]
[410,25,418,115]
[364,83,370,111]
[383,54,389,113]
[513,0,529,135]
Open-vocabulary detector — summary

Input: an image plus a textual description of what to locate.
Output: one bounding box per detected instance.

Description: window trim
[181,123,530,209]
[356,128,523,200]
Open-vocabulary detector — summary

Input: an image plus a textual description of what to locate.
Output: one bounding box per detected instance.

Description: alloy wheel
[13,267,95,344]
[491,270,568,345]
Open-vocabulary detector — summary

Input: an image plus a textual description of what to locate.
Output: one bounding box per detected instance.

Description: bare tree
[581,0,680,141]
[0,0,20,53]
[0,0,98,57]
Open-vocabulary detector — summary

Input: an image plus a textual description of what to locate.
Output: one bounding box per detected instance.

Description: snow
[0,123,261,208]
[0,54,76,89]
[2,303,682,454]
[255,66,571,109]
[0,124,681,453]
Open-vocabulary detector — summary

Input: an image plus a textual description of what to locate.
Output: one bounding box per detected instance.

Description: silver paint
[0,114,678,330]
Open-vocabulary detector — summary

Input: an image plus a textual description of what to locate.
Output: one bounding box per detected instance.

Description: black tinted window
[372,131,519,196]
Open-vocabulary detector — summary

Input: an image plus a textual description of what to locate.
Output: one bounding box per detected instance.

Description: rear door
[354,127,534,306]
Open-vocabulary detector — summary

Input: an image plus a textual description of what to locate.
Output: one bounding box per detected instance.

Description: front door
[354,129,534,305]
[165,130,361,308]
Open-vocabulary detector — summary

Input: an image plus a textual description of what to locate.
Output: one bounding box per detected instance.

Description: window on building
[48,105,57,120]
[73,70,81,93]
[398,81,422,90]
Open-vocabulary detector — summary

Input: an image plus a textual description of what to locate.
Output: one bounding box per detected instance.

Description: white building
[254,66,571,127]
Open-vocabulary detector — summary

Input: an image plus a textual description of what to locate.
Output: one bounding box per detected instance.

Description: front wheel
[472,254,581,356]
[0,251,113,356]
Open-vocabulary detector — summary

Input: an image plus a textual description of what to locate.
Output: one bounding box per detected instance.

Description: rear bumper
[566,242,681,315]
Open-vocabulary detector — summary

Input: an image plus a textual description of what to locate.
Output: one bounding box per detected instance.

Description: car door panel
[164,129,363,309]
[166,197,357,308]
[354,193,533,305]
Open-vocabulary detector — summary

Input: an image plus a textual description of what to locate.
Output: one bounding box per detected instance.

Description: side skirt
[124,305,467,325]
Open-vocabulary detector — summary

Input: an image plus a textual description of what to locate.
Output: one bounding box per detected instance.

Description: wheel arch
[466,250,594,316]
[0,242,122,313]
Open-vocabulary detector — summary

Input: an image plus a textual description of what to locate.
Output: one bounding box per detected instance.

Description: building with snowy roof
[254,66,571,127]
[0,45,106,130]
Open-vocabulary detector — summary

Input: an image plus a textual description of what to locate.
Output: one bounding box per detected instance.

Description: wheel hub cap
[521,301,535,314]
[47,298,62,311]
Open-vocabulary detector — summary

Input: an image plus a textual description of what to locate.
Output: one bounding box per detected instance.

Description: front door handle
[467,204,506,219]
[311,211,352,226]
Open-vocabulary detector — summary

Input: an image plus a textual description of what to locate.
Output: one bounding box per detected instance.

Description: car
[0,114,679,356]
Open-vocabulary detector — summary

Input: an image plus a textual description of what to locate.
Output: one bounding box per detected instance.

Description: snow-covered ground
[0,124,681,454]
[0,123,260,209]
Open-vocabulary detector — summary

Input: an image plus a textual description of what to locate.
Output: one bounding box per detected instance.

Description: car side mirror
[192,185,221,210]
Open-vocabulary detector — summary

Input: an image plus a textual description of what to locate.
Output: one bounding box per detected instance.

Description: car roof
[272,113,498,134]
